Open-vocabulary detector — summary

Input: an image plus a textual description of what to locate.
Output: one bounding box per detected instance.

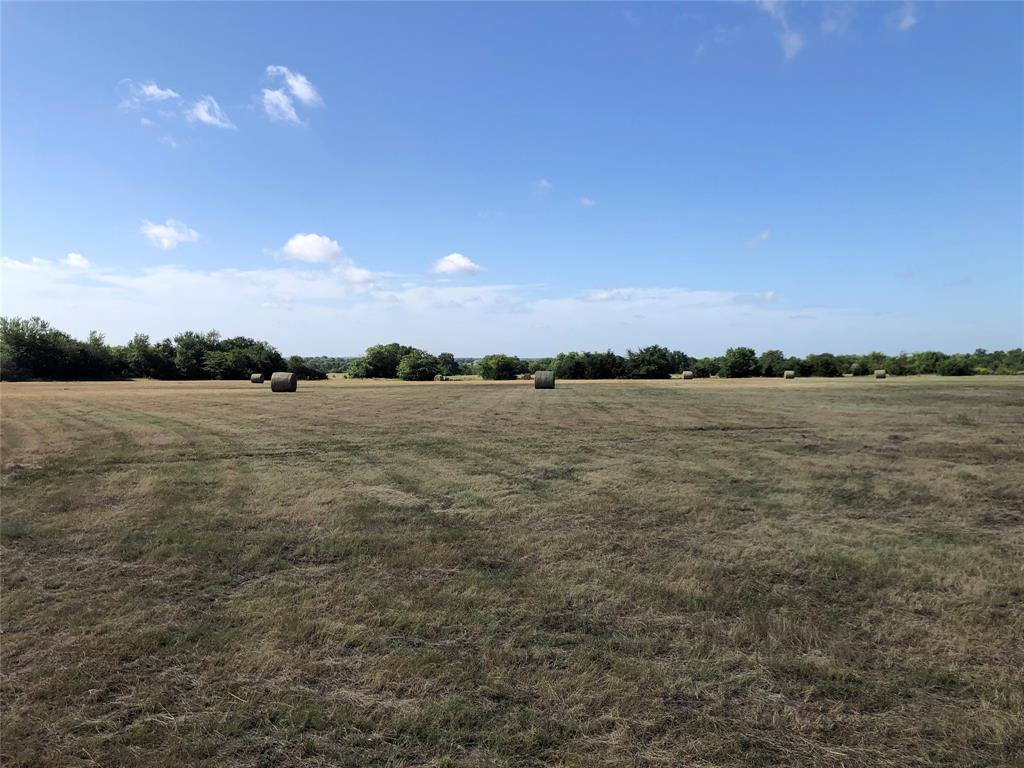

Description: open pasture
[2,377,1023,766]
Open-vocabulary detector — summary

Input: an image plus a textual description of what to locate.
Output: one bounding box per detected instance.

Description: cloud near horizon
[1,252,941,357]
[140,219,200,249]
[433,252,485,275]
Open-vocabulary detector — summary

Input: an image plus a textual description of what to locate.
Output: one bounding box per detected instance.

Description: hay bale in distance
[681,371,694,380]
[875,370,887,379]
[783,370,795,379]
[250,373,264,384]
[534,370,555,389]
[433,374,446,381]
[270,371,298,392]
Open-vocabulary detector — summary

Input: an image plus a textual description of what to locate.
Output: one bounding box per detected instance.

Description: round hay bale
[534,371,555,389]
[874,369,887,379]
[681,371,694,380]
[270,371,298,392]
[250,373,264,384]
[433,374,446,381]
[783,370,795,379]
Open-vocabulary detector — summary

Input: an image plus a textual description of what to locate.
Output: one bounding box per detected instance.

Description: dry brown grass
[2,376,1023,766]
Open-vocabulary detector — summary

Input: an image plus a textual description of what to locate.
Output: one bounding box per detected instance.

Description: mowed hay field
[2,378,1023,767]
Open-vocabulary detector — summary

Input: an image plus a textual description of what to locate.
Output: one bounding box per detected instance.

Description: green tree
[361,343,415,378]
[174,330,220,379]
[436,352,460,376]
[721,347,758,378]
[804,352,842,377]
[937,355,974,376]
[477,354,521,380]
[758,349,786,377]
[625,345,673,379]
[397,349,439,380]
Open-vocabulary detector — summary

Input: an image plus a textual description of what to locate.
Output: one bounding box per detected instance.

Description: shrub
[721,347,758,378]
[397,350,440,381]
[477,354,522,380]
[625,345,673,379]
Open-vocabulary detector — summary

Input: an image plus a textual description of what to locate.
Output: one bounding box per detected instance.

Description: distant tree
[804,353,842,377]
[477,354,521,380]
[721,347,758,378]
[937,356,974,376]
[667,350,691,374]
[691,356,722,378]
[849,359,872,376]
[553,351,586,379]
[173,331,220,379]
[436,352,460,376]
[287,355,328,380]
[397,350,439,381]
[625,345,673,379]
[758,349,786,377]
[360,343,415,378]
[346,358,369,378]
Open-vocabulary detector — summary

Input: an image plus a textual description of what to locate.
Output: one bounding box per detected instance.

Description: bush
[397,350,440,381]
[721,347,758,378]
[477,354,522,380]
[625,345,673,379]
[937,356,974,376]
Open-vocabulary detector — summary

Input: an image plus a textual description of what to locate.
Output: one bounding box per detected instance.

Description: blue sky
[2,1,1021,356]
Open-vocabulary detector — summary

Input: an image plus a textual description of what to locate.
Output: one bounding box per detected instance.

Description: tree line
[1,316,1021,381]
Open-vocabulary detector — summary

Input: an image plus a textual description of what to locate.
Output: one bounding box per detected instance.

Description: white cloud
[186,96,235,129]
[432,252,485,275]
[5,255,974,356]
[262,66,323,124]
[579,196,597,208]
[821,4,854,35]
[265,65,323,106]
[745,230,771,248]
[262,88,301,124]
[140,117,156,128]
[894,2,917,31]
[755,1,805,60]
[141,219,199,250]
[531,178,553,195]
[280,233,343,263]
[119,80,181,111]
[780,30,804,59]
[62,252,91,269]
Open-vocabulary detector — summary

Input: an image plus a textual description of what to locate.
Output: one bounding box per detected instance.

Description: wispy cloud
[745,229,771,248]
[531,178,553,195]
[2,255,907,356]
[262,89,300,124]
[118,80,181,111]
[755,1,805,60]
[432,252,485,275]
[893,2,918,31]
[579,196,597,208]
[140,219,199,250]
[262,65,323,124]
[266,65,323,106]
[820,4,854,35]
[186,96,235,129]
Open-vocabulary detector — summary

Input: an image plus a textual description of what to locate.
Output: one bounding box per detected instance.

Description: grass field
[2,376,1022,767]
